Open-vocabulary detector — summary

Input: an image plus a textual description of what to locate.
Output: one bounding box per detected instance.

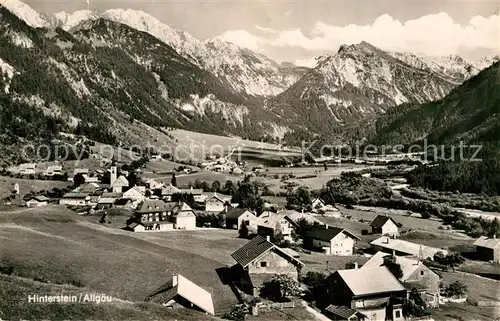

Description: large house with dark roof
[127,200,177,231]
[231,235,304,296]
[370,215,399,236]
[304,226,360,256]
[323,267,406,321]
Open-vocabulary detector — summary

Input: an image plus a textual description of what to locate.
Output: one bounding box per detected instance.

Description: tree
[260,274,301,301]
[224,180,235,195]
[383,255,404,279]
[404,288,427,317]
[73,173,86,186]
[171,173,177,187]
[232,182,265,215]
[211,180,221,193]
[489,217,500,238]
[300,271,326,300]
[444,281,467,298]
[238,222,249,238]
[344,261,356,269]
[294,218,322,240]
[286,186,311,210]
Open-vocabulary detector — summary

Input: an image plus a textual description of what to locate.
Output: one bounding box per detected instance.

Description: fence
[251,301,295,315]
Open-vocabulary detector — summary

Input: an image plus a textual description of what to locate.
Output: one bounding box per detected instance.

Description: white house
[43,165,63,177]
[26,196,49,207]
[204,193,228,212]
[305,226,360,255]
[171,202,196,230]
[370,215,399,236]
[59,193,90,206]
[123,186,146,202]
[370,236,448,259]
[225,208,260,230]
[111,175,129,193]
[257,212,295,241]
[311,197,326,210]
[19,163,36,175]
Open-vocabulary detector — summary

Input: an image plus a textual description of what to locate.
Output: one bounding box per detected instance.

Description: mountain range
[0,0,499,159]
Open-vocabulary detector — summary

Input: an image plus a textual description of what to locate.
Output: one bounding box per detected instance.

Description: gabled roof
[306,226,360,242]
[370,236,448,259]
[62,192,89,199]
[112,175,129,187]
[28,195,49,202]
[231,235,304,268]
[146,274,215,315]
[474,236,500,249]
[361,251,438,281]
[335,267,405,296]
[136,200,176,214]
[325,305,366,320]
[225,208,255,219]
[171,202,195,217]
[204,192,231,203]
[370,215,398,228]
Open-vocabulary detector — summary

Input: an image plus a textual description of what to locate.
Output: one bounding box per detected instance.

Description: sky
[24,0,500,66]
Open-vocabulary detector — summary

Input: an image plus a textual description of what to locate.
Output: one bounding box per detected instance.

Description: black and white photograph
[0,0,499,320]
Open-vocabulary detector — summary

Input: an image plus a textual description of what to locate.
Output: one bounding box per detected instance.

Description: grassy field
[0,176,71,199]
[141,170,239,187]
[0,274,223,320]
[142,159,200,175]
[0,206,246,314]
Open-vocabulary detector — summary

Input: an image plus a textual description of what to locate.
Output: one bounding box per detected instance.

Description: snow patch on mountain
[2,0,47,28]
[54,10,99,30]
[0,58,17,93]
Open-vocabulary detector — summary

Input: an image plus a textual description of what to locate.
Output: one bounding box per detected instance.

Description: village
[0,154,499,321]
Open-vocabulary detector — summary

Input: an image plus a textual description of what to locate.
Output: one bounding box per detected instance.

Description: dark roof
[226,208,254,219]
[231,235,303,268]
[231,235,274,267]
[325,305,364,320]
[306,227,360,242]
[370,215,397,228]
[136,200,177,214]
[115,198,132,206]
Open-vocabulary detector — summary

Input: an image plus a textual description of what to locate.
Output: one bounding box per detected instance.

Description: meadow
[0,176,70,199]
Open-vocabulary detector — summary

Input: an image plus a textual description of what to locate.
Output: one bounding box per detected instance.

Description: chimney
[354,262,359,270]
[172,274,178,286]
[266,235,271,242]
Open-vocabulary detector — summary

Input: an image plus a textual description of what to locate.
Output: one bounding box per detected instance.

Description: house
[96,197,117,210]
[146,179,165,190]
[111,175,129,193]
[19,163,36,175]
[115,198,134,209]
[43,165,63,177]
[324,267,406,321]
[145,274,215,315]
[370,236,448,260]
[473,236,500,262]
[129,200,177,231]
[311,197,326,210]
[78,183,102,194]
[60,193,90,206]
[324,305,367,321]
[370,215,399,237]
[304,226,360,255]
[171,202,196,230]
[204,193,229,213]
[225,208,259,230]
[161,185,181,201]
[123,186,146,202]
[361,251,441,307]
[257,212,295,241]
[231,235,304,296]
[73,168,89,176]
[26,195,49,207]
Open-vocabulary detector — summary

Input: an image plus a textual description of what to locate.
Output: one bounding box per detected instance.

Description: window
[245,220,250,226]
[420,271,424,276]
[395,310,401,318]
[260,262,267,268]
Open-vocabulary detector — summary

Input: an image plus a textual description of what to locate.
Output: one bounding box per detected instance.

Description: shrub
[361,229,369,235]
